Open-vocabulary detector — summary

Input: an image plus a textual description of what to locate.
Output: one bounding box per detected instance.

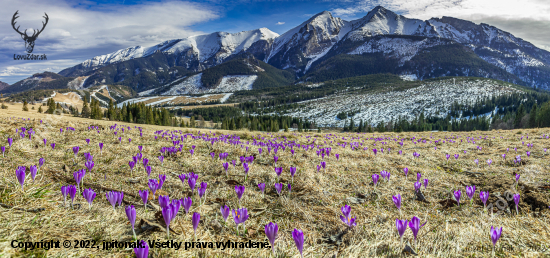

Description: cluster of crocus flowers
[396,216,427,249]
[380,170,390,182]
[61,185,77,208]
[339,205,356,228]
[106,191,124,212]
[161,200,181,238]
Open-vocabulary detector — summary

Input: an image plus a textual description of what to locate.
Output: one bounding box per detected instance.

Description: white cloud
[0,0,219,84]
[276,21,285,25]
[330,0,550,50]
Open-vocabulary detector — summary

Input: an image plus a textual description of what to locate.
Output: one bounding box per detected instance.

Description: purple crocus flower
[372,174,379,188]
[265,222,279,255]
[158,174,166,190]
[72,146,80,158]
[414,181,421,192]
[29,165,38,183]
[220,205,230,222]
[480,191,489,209]
[274,183,283,196]
[192,212,200,238]
[423,178,429,190]
[51,143,56,150]
[188,177,196,194]
[148,179,158,197]
[396,219,408,246]
[145,166,152,178]
[403,167,409,179]
[134,240,149,258]
[393,194,402,214]
[158,156,164,166]
[474,159,479,166]
[1,146,5,157]
[106,191,120,211]
[408,216,427,246]
[335,153,339,160]
[139,190,149,209]
[129,161,135,173]
[142,158,149,169]
[487,159,492,166]
[292,229,305,258]
[275,167,283,179]
[73,170,84,190]
[85,161,94,173]
[454,190,461,206]
[515,174,520,185]
[454,154,459,160]
[61,186,69,207]
[490,226,503,249]
[235,185,245,205]
[82,188,96,210]
[86,139,90,145]
[161,204,174,238]
[138,146,143,152]
[258,183,266,197]
[183,197,192,215]
[178,174,186,189]
[416,172,421,182]
[125,205,137,238]
[8,138,13,147]
[15,166,25,191]
[273,156,278,165]
[198,182,207,201]
[158,195,170,209]
[68,185,77,208]
[513,194,520,214]
[466,186,476,205]
[223,162,229,176]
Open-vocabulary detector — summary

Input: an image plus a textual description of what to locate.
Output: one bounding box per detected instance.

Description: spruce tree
[22,100,29,111]
[81,98,90,118]
[514,104,525,128]
[529,103,537,128]
[38,105,43,113]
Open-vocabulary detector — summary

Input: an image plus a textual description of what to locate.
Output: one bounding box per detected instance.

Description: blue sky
[1,0,550,84]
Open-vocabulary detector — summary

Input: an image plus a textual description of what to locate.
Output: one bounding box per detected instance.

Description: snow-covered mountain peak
[267,10,350,64]
[347,6,427,40]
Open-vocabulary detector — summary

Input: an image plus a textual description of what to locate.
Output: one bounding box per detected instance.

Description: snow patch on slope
[348,37,449,65]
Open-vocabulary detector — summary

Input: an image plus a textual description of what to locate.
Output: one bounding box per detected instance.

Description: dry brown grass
[0,109,549,257]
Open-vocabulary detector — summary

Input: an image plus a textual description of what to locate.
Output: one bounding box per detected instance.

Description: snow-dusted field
[160,74,257,95]
[116,93,233,108]
[268,79,523,127]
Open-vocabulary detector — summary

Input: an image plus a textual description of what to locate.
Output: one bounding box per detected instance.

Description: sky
[1,0,549,84]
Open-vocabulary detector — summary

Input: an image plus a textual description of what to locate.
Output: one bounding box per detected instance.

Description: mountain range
[2,6,550,96]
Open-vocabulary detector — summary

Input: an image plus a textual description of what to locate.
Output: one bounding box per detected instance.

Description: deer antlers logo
[11,10,49,53]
